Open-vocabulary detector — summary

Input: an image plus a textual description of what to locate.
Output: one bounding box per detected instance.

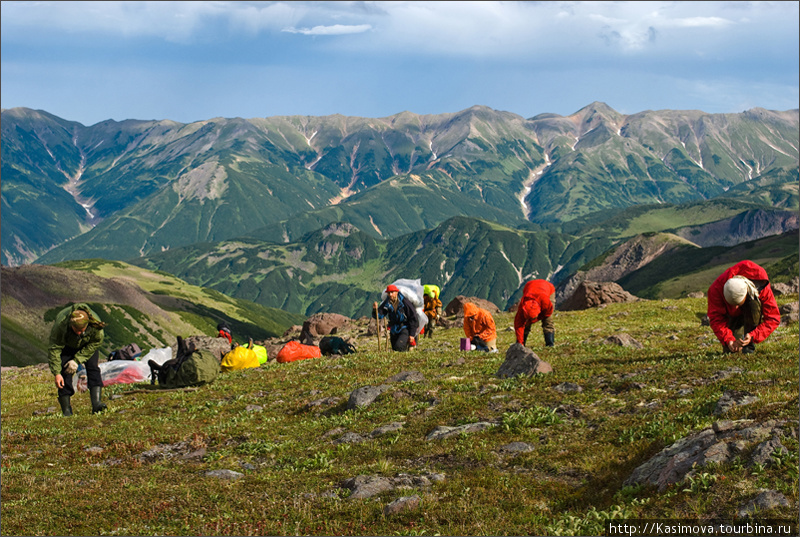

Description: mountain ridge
[3,103,797,266]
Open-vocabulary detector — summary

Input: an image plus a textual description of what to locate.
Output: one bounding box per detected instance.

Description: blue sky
[2,1,798,126]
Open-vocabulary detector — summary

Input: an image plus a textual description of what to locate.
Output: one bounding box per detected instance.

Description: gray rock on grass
[496,343,552,378]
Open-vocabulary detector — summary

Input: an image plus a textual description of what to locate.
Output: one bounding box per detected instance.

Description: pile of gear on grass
[48,276,565,415]
[51,261,789,417]
[54,279,434,415]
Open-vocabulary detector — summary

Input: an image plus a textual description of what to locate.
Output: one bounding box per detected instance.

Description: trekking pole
[375,307,381,352]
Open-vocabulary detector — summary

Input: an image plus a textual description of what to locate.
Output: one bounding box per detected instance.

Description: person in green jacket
[49,303,107,416]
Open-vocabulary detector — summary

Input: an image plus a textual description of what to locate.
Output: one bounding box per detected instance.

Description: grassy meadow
[1,297,798,536]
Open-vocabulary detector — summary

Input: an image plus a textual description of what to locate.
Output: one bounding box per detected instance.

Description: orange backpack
[276,341,322,363]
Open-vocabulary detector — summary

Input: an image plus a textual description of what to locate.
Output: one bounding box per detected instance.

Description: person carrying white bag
[373,283,420,352]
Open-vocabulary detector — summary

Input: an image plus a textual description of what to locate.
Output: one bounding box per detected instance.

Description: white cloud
[668,16,733,28]
[2,1,796,56]
[283,24,372,36]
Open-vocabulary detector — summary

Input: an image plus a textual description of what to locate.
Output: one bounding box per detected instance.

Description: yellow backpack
[220,345,260,372]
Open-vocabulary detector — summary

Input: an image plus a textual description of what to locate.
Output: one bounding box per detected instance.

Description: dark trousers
[728,297,763,337]
[390,327,410,352]
[723,297,763,352]
[523,315,555,345]
[424,317,435,339]
[58,347,102,397]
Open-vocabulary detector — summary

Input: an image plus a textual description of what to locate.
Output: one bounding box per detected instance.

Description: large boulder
[300,313,352,341]
[559,281,640,311]
[772,277,799,296]
[624,419,789,492]
[496,343,553,378]
[444,296,500,317]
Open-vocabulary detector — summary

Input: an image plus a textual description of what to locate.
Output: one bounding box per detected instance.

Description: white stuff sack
[415,306,428,336]
[99,347,173,386]
[380,278,424,308]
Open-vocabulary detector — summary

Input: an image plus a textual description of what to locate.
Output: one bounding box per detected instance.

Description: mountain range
[1,104,797,317]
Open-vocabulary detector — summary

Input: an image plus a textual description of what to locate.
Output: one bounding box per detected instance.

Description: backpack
[108,343,142,361]
[276,341,322,363]
[149,337,219,388]
[220,345,261,372]
[217,321,232,344]
[318,336,356,356]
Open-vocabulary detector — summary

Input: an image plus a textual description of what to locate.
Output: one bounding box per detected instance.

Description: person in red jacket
[514,279,556,347]
[707,260,780,354]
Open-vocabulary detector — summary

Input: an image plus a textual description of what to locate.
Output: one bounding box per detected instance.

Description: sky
[1,1,798,126]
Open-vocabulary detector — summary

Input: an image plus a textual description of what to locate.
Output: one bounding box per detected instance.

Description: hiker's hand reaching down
[739,333,752,347]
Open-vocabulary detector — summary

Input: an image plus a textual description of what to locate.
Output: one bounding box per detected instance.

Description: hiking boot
[58,395,73,417]
[90,386,107,414]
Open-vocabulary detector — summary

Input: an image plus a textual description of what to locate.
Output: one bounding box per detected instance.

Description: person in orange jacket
[707,260,780,354]
[462,302,498,352]
[514,279,555,347]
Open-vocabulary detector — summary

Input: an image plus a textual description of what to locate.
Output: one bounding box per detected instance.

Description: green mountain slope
[0,261,305,367]
[618,229,799,299]
[131,217,613,318]
[3,104,797,265]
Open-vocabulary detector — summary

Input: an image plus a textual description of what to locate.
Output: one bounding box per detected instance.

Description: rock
[283,325,303,337]
[384,495,421,516]
[304,397,342,411]
[499,442,535,453]
[603,334,643,348]
[443,296,500,317]
[714,390,759,415]
[300,313,352,342]
[386,371,425,383]
[711,367,744,382]
[333,432,366,445]
[435,317,459,329]
[426,422,496,441]
[340,473,444,501]
[182,448,206,460]
[183,335,232,363]
[771,277,799,296]
[559,281,641,311]
[750,435,787,467]
[341,475,394,499]
[347,385,389,410]
[205,469,243,480]
[687,291,705,298]
[738,490,790,518]
[779,302,799,315]
[369,422,404,438]
[553,382,582,394]
[624,420,784,492]
[496,343,553,378]
[554,234,694,305]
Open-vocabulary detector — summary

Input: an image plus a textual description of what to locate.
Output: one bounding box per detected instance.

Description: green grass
[2,297,798,535]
